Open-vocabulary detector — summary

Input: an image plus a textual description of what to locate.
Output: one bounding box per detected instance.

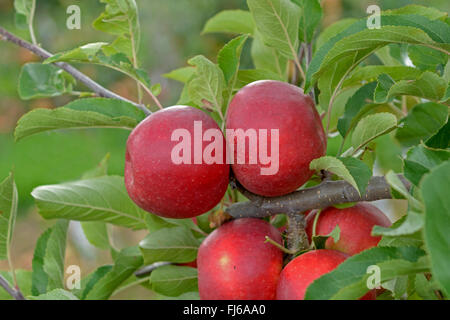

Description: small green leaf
[337,82,377,138]
[44,42,108,64]
[18,63,76,100]
[305,246,427,300]
[31,176,148,230]
[374,72,447,103]
[250,31,288,79]
[422,160,450,297]
[14,0,35,29]
[404,144,450,186]
[29,289,79,300]
[92,0,140,60]
[218,34,249,84]
[310,156,362,195]
[385,171,422,211]
[351,113,397,153]
[202,10,255,35]
[415,273,438,300]
[312,225,340,250]
[188,55,226,116]
[344,66,422,88]
[395,102,448,147]
[292,0,323,43]
[84,246,143,300]
[339,157,372,195]
[408,46,447,72]
[426,120,449,149]
[235,69,284,90]
[247,0,300,60]
[372,211,423,237]
[150,265,198,297]
[0,173,18,262]
[163,67,195,83]
[139,227,200,265]
[31,220,69,296]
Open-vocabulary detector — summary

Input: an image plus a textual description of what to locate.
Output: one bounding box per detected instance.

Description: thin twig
[0,275,26,300]
[0,26,151,116]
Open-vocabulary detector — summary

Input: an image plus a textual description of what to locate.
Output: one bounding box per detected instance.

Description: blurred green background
[0,0,448,299]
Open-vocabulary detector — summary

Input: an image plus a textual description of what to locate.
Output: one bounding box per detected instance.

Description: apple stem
[264,236,296,255]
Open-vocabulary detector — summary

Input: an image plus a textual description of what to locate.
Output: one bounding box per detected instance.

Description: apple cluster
[124,80,391,299]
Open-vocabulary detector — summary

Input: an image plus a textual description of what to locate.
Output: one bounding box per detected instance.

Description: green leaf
[291,0,322,43]
[18,63,76,100]
[0,173,18,262]
[344,66,422,89]
[92,0,140,59]
[312,225,340,250]
[408,46,447,72]
[31,176,148,230]
[250,31,288,78]
[404,144,450,186]
[14,0,35,29]
[385,171,423,213]
[45,46,153,89]
[44,42,108,64]
[29,289,79,300]
[0,270,32,300]
[73,265,112,299]
[316,18,356,50]
[139,227,200,265]
[351,113,398,153]
[372,211,423,237]
[187,55,226,116]
[339,157,372,196]
[31,220,69,295]
[374,72,447,103]
[305,246,427,300]
[79,154,112,250]
[14,98,144,142]
[163,67,195,83]
[81,222,110,251]
[202,10,255,35]
[310,156,364,196]
[150,265,198,297]
[218,35,249,84]
[426,120,449,149]
[415,273,438,300]
[247,0,300,60]
[306,18,450,92]
[235,69,284,89]
[422,160,450,297]
[395,102,448,147]
[84,246,143,300]
[337,82,377,137]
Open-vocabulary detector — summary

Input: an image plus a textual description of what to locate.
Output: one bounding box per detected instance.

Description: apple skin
[198,218,283,300]
[226,80,326,197]
[276,249,375,300]
[305,203,392,255]
[125,105,229,219]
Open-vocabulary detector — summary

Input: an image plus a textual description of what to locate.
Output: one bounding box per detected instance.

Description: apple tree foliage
[0,0,449,300]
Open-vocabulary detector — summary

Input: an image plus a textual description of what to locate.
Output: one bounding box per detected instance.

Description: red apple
[198,218,283,300]
[226,80,326,197]
[305,203,391,255]
[276,249,375,300]
[125,105,229,219]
